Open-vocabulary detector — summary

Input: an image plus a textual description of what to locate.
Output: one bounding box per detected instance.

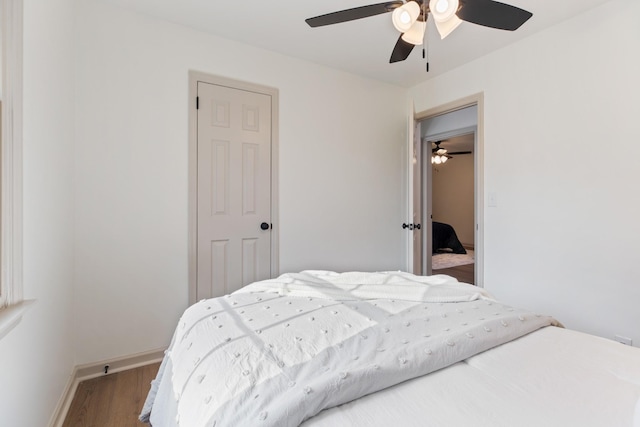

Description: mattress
[303,326,640,427]
[140,271,640,427]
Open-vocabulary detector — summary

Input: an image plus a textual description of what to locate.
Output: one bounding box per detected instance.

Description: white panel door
[197,82,272,299]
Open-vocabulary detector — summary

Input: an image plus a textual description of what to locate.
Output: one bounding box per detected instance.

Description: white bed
[432,249,474,270]
[140,271,640,427]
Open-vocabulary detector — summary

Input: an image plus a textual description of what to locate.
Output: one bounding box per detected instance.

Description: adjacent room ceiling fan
[305,0,533,63]
[431,140,471,164]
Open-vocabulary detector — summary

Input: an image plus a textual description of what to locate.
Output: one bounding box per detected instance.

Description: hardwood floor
[63,362,160,427]
[434,263,475,285]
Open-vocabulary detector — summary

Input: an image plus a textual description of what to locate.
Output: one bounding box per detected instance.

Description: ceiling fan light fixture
[401,20,426,45]
[432,142,453,164]
[392,1,420,32]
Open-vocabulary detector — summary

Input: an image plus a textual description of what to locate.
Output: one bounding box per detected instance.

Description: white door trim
[412,93,484,287]
[188,71,279,304]
[1,0,24,310]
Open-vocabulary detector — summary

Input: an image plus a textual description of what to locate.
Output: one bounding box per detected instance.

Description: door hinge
[196,96,199,110]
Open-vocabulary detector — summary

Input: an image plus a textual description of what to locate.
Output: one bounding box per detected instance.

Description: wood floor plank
[434,263,475,285]
[63,362,160,427]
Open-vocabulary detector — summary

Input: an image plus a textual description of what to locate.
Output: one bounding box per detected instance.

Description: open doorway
[426,131,475,284]
[411,95,484,287]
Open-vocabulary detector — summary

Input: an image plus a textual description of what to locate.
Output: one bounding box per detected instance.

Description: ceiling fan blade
[449,151,473,155]
[389,35,415,63]
[456,0,533,31]
[306,1,403,27]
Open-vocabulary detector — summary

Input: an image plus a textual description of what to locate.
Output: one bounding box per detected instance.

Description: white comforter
[141,271,559,427]
[303,326,640,427]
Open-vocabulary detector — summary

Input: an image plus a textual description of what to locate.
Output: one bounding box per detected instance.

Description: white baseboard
[48,348,165,427]
[48,364,79,427]
[74,348,165,381]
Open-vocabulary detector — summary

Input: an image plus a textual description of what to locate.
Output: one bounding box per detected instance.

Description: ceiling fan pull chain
[422,1,426,59]
[424,34,430,72]
[423,3,430,72]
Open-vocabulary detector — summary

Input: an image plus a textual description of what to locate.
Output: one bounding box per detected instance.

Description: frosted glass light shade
[434,15,462,39]
[429,0,462,39]
[401,20,426,45]
[392,1,420,32]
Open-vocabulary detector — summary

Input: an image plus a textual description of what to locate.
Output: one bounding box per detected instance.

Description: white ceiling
[95,0,612,87]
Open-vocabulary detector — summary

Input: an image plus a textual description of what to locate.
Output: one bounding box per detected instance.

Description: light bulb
[400,10,411,25]
[430,0,458,20]
[436,0,449,14]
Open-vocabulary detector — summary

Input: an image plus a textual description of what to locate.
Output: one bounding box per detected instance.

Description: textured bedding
[140,271,559,427]
[303,326,640,427]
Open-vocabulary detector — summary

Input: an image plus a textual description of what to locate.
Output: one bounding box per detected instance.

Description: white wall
[410,0,640,345]
[432,154,474,246]
[73,1,408,364]
[0,0,76,426]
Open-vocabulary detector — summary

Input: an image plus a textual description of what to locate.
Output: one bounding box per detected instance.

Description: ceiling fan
[305,0,533,63]
[431,140,471,164]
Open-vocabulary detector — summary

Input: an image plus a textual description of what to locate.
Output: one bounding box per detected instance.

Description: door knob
[260,222,270,230]
[402,223,421,230]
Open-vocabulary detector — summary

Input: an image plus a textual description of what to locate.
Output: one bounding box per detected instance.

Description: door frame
[188,71,280,304]
[411,93,484,287]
